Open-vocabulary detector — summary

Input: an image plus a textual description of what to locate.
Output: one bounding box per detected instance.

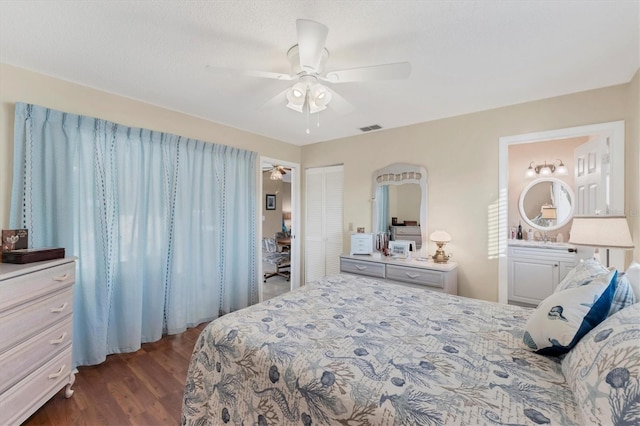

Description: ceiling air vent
[359,124,383,132]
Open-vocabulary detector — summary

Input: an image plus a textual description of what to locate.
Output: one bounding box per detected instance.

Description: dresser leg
[65,371,76,398]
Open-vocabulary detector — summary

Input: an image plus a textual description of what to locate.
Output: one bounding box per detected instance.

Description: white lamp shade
[555,164,568,175]
[569,216,634,249]
[430,230,451,242]
[539,166,552,176]
[310,84,332,107]
[540,206,557,219]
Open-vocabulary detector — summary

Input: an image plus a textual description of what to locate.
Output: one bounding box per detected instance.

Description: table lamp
[430,230,451,263]
[568,216,634,266]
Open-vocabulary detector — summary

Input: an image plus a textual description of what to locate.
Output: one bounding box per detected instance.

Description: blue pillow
[522,270,617,356]
[608,272,636,316]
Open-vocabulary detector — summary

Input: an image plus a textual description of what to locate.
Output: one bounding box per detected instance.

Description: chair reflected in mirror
[263,237,290,282]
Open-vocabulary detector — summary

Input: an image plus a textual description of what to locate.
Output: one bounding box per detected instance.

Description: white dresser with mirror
[343,162,458,294]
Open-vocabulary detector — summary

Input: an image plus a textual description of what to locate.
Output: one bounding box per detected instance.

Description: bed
[182,271,639,425]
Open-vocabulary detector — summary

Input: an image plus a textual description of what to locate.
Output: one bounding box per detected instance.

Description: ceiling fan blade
[261,88,289,109]
[206,65,294,81]
[241,70,295,80]
[326,88,355,115]
[323,62,411,83]
[296,19,328,72]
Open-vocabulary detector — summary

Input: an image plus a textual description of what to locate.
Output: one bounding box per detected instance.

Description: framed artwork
[266,194,276,210]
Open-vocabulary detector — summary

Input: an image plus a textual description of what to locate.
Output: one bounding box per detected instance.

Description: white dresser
[0,258,76,425]
[340,254,458,294]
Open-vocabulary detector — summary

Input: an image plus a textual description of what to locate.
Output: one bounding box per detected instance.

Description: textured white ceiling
[1,1,638,146]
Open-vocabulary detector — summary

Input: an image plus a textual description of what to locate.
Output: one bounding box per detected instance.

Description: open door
[259,157,300,301]
[574,135,610,215]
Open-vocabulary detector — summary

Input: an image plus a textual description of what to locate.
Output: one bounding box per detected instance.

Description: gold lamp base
[431,242,451,263]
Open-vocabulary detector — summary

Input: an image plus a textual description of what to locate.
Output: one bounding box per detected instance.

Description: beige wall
[0,63,301,229]
[302,76,639,302]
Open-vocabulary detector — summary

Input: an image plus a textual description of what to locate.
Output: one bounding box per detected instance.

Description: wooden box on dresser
[340,254,458,294]
[0,258,76,425]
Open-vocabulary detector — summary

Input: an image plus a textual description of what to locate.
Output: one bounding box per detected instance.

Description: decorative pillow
[609,273,636,316]
[554,257,608,293]
[522,270,617,355]
[626,261,640,301]
[561,302,640,425]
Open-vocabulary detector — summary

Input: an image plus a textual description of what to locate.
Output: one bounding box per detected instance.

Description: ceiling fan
[211,19,411,132]
[263,164,289,180]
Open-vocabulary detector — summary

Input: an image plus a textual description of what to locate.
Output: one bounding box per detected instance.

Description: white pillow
[554,257,608,293]
[522,270,617,355]
[562,302,640,425]
[625,261,640,301]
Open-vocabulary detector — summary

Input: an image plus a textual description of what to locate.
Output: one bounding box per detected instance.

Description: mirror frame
[518,177,575,231]
[372,163,428,255]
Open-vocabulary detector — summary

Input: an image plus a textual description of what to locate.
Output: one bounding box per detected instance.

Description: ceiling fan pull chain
[317,111,320,128]
[306,94,311,134]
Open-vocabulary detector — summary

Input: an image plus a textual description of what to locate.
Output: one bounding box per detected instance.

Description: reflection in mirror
[519,177,575,231]
[372,164,428,254]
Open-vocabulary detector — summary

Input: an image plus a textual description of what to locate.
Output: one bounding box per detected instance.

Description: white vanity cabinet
[0,258,76,425]
[340,254,458,294]
[508,243,577,306]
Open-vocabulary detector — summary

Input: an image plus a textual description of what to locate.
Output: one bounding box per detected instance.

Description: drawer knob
[50,302,68,313]
[53,273,70,281]
[50,332,67,345]
[405,273,420,279]
[355,265,367,270]
[48,365,65,379]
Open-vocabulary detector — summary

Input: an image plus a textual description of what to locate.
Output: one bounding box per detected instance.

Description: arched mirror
[518,177,575,231]
[372,163,428,254]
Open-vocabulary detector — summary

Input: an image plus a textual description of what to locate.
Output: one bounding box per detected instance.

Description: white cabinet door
[305,165,344,282]
[509,258,558,305]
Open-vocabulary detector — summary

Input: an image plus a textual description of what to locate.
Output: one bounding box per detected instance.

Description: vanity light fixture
[525,159,569,178]
[430,230,452,263]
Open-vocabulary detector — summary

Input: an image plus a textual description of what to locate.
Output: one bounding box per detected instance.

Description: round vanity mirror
[518,177,575,231]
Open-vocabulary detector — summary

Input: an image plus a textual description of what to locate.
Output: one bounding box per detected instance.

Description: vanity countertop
[508,239,575,251]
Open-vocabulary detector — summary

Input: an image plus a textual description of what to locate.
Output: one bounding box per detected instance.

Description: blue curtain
[11,103,258,367]
[375,185,389,233]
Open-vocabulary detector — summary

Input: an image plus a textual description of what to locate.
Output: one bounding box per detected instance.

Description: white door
[305,165,344,283]
[574,136,609,215]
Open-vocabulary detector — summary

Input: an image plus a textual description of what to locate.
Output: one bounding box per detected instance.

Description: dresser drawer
[0,261,75,312]
[340,258,386,279]
[0,347,73,426]
[387,265,444,289]
[0,316,72,394]
[0,288,73,352]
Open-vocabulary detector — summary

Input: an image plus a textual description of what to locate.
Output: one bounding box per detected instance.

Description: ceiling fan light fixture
[270,168,283,180]
[286,83,307,106]
[310,84,332,108]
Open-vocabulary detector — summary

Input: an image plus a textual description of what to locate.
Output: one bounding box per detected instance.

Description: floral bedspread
[182,274,580,425]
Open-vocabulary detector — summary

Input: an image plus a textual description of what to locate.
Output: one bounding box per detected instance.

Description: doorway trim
[498,121,625,304]
[259,156,301,301]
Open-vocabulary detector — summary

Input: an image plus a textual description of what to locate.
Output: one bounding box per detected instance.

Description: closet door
[305,165,344,283]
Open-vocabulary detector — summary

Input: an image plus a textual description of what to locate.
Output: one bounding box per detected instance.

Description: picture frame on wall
[266,194,276,210]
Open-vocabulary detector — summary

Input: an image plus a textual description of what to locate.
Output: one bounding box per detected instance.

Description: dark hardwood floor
[23,322,209,426]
